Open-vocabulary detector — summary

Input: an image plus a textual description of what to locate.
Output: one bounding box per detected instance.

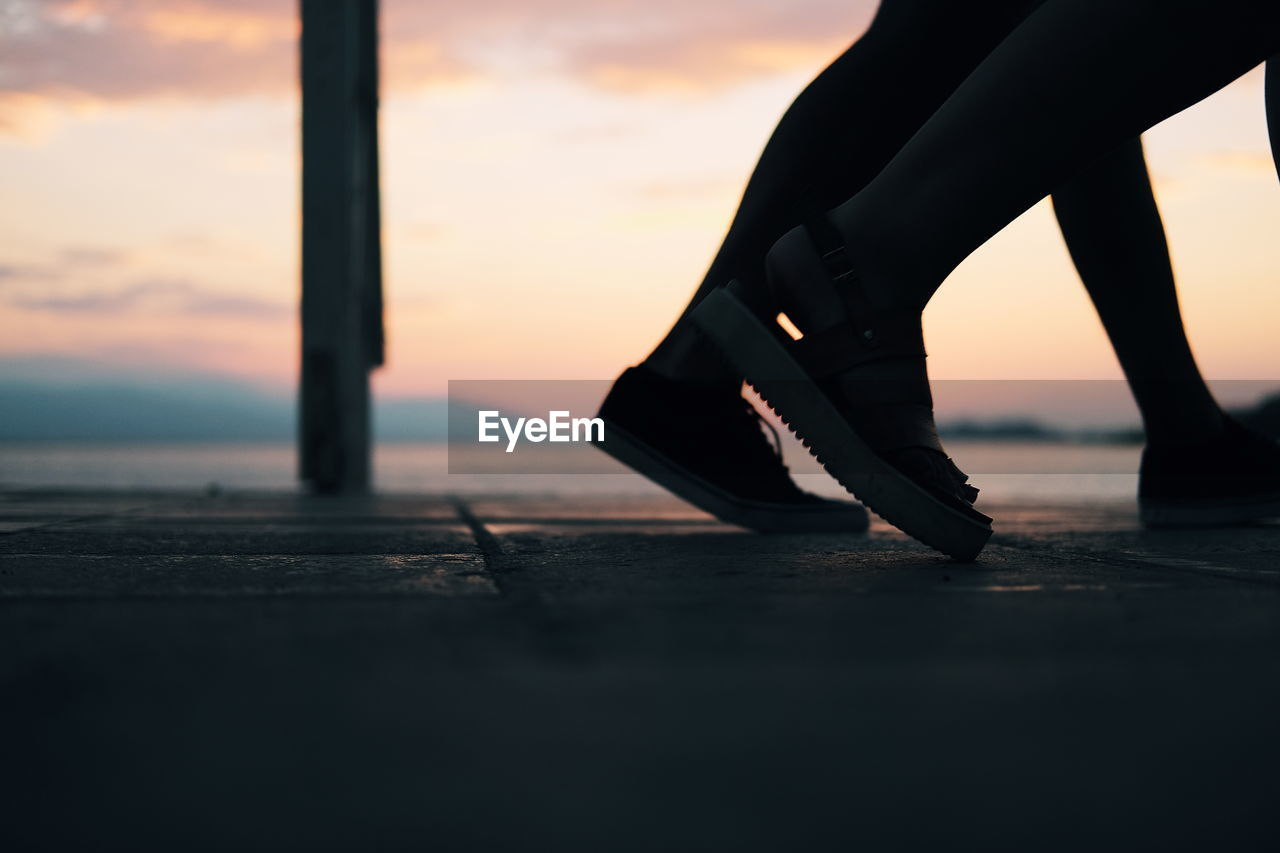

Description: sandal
[691,218,992,560]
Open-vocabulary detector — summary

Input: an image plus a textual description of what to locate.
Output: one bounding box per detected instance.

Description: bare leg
[1051,140,1224,444]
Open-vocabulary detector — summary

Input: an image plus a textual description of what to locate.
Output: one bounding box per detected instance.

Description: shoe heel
[763,226,853,337]
[696,284,807,384]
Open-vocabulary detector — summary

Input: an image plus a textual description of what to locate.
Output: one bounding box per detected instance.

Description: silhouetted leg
[1051,139,1224,445]
[684,0,1280,551]
[602,1,1054,530]
[831,0,1280,310]
[644,0,1039,385]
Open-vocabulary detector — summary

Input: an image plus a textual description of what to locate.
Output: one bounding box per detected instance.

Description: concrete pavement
[2,489,1278,850]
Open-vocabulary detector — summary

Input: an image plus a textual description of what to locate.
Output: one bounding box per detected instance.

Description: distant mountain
[375,397,450,442]
[938,417,1062,441]
[3,356,1277,444]
[0,361,451,442]
[936,392,1280,443]
[0,379,295,441]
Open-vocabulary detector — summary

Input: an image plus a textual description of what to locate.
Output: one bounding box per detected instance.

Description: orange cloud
[0,0,877,127]
[139,5,298,49]
[0,246,291,323]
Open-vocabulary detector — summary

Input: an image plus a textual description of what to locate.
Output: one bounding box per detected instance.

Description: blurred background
[2,0,1278,495]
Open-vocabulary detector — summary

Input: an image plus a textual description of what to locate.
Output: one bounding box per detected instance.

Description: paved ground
[2,489,1279,851]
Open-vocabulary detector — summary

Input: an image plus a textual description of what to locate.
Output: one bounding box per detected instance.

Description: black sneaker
[597,365,868,533]
[1139,416,1280,526]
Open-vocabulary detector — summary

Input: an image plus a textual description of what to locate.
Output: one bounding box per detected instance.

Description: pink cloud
[0,0,876,111]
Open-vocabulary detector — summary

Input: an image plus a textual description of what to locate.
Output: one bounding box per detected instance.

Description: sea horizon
[0,439,1143,505]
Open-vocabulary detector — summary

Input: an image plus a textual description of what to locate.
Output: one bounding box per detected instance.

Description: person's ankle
[825,206,931,314]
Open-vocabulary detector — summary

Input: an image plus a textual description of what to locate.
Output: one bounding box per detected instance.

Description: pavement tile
[484,524,1234,600]
[3,489,1280,850]
[466,493,716,523]
[0,552,495,598]
[0,525,477,556]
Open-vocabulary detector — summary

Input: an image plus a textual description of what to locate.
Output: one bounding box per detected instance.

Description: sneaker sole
[598,419,869,534]
[1140,493,1280,527]
[692,283,992,561]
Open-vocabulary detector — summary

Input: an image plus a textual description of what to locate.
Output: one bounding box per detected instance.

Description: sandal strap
[805,214,877,330]
[762,216,925,379]
[797,215,940,456]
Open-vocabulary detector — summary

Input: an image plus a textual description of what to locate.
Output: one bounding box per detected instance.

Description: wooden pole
[299,0,384,494]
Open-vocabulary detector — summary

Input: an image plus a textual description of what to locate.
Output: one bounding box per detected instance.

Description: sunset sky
[2,0,1279,403]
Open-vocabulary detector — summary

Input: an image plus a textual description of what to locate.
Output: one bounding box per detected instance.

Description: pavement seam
[0,510,142,537]
[448,495,512,574]
[0,588,495,603]
[0,495,182,537]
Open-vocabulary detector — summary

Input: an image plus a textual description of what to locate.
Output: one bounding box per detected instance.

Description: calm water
[0,441,1142,504]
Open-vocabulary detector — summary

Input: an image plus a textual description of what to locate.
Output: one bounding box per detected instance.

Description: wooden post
[299,0,384,493]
